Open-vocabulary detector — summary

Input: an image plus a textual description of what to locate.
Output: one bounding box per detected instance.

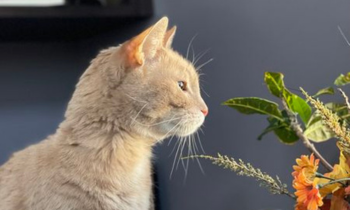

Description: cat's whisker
[188,134,194,158]
[183,135,192,184]
[338,25,350,47]
[148,117,183,127]
[177,136,188,171]
[186,34,198,60]
[183,124,193,168]
[130,103,148,126]
[178,140,187,181]
[196,58,214,70]
[198,74,210,98]
[168,138,180,157]
[132,116,183,127]
[169,120,187,173]
[135,115,202,127]
[193,131,205,175]
[193,48,211,67]
[198,73,207,79]
[169,137,181,179]
[168,117,205,179]
[160,118,182,144]
[196,130,206,154]
[167,130,178,146]
[170,135,185,179]
[167,132,178,146]
[194,153,205,175]
[201,87,210,98]
[191,45,196,64]
[169,127,185,159]
[192,132,200,154]
[199,78,209,84]
[124,93,148,104]
[167,122,184,146]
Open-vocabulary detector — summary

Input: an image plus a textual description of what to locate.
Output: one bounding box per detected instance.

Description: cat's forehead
[161,49,198,78]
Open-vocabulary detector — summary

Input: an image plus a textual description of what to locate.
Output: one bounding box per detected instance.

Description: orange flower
[295,202,307,210]
[293,154,323,210]
[293,154,319,179]
[294,181,323,210]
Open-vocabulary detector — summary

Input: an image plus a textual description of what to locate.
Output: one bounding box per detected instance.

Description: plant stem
[315,172,335,181]
[282,99,333,172]
[319,178,350,188]
[338,88,350,111]
[182,155,296,200]
[284,192,297,200]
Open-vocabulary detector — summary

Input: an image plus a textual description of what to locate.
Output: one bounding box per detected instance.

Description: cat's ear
[125,17,168,66]
[163,26,177,48]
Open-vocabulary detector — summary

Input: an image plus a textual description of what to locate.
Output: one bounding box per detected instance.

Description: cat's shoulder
[0,135,57,172]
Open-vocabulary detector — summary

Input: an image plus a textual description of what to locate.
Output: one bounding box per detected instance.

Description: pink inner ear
[123,18,169,67]
[124,26,153,67]
[124,42,143,66]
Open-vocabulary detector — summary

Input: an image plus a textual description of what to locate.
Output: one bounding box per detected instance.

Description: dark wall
[1,0,350,210]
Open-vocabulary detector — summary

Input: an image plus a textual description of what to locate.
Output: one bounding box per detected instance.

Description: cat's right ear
[163,26,177,49]
[123,17,169,67]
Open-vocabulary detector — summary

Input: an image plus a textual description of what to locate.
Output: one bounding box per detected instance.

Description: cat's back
[0,137,59,209]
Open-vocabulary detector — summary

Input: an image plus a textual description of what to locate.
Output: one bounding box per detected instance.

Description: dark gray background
[1,0,350,209]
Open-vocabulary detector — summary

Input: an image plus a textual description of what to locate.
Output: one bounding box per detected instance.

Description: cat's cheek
[157,121,178,136]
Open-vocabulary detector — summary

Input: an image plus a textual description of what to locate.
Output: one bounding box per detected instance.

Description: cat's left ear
[124,17,168,66]
[163,26,177,48]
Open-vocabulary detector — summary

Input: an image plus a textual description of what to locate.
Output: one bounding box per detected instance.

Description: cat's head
[119,17,208,140]
[70,17,208,141]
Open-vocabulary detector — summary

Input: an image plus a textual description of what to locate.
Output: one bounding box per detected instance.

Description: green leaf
[264,72,312,124]
[312,87,335,98]
[334,72,350,86]
[257,120,284,140]
[283,90,312,124]
[223,97,283,120]
[304,119,334,142]
[268,117,299,144]
[273,126,299,144]
[306,114,322,128]
[264,72,285,98]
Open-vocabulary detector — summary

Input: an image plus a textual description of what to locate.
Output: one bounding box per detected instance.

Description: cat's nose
[201,109,209,117]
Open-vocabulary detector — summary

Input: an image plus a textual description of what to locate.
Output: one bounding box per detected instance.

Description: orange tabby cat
[0,17,208,210]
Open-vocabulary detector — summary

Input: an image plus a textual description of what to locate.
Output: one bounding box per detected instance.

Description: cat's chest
[102,158,152,210]
[102,190,151,210]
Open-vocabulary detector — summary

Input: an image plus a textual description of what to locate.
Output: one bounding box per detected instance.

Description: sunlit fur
[0,17,207,210]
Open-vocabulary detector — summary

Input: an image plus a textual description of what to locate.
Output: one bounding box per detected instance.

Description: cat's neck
[57,117,154,151]
[55,121,154,183]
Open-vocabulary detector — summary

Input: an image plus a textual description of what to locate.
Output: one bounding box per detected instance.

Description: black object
[0,0,153,41]
[67,0,102,6]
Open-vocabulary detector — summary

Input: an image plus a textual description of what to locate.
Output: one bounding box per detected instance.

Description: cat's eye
[178,81,187,91]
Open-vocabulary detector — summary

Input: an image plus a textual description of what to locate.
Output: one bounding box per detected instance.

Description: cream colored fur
[0,17,208,210]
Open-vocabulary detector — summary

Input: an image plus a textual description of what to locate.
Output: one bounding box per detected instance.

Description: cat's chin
[143,124,201,141]
[136,115,205,141]
[166,117,205,138]
[174,126,201,137]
